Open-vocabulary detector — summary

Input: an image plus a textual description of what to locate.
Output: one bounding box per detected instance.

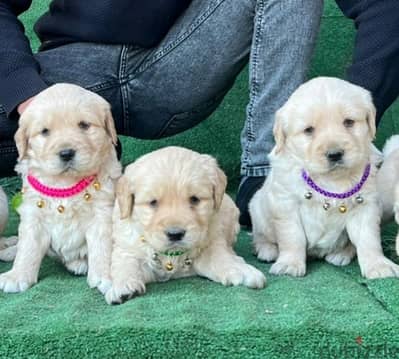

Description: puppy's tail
[382,135,399,158]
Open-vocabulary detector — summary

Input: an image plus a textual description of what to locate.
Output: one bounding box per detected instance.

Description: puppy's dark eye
[41,128,50,136]
[189,196,200,206]
[343,118,355,128]
[149,199,158,208]
[78,121,91,130]
[304,126,315,135]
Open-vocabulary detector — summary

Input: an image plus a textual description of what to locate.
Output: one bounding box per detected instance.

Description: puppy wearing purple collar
[250,77,399,279]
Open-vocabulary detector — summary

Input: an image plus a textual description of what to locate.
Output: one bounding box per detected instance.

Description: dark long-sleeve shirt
[0,0,191,116]
[336,0,399,122]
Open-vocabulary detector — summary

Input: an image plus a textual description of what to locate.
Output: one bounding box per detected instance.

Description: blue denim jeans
[0,0,323,177]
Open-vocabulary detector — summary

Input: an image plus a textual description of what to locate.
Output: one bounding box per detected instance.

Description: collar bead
[301,164,370,200]
[302,164,370,214]
[27,174,96,198]
[26,174,100,213]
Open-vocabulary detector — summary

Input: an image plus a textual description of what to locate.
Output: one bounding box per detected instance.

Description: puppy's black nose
[165,227,186,242]
[326,149,344,163]
[59,148,76,162]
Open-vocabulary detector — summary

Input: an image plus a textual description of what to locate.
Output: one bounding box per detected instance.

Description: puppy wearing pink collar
[0,84,121,293]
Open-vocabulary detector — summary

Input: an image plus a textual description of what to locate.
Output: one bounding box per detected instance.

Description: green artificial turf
[1,1,399,358]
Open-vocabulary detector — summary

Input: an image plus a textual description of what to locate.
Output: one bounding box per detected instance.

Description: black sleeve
[115,0,192,47]
[336,0,399,123]
[0,0,48,116]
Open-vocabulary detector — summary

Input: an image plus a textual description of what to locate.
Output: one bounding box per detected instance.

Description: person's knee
[0,106,18,177]
[0,106,18,142]
[127,91,226,139]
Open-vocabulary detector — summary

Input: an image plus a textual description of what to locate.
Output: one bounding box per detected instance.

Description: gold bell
[93,181,101,191]
[84,192,92,201]
[57,205,65,214]
[37,199,45,208]
[165,262,174,271]
[139,235,146,243]
[338,205,347,214]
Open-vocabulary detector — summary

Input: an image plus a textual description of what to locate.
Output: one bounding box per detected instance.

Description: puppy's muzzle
[165,227,186,242]
[326,149,344,164]
[59,148,76,163]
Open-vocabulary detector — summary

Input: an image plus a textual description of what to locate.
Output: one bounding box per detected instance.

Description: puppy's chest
[145,252,197,282]
[21,194,99,255]
[49,199,95,252]
[294,173,375,253]
[299,202,348,252]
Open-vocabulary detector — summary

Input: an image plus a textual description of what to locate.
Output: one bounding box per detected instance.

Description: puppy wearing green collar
[106,146,266,305]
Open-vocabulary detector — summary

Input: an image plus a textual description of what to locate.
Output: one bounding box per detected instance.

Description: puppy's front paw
[0,235,18,249]
[87,273,112,295]
[0,236,18,262]
[0,270,35,293]
[65,259,88,276]
[270,259,306,277]
[255,242,278,263]
[325,243,356,267]
[0,246,18,262]
[325,251,354,267]
[361,257,399,279]
[105,279,146,305]
[220,263,266,289]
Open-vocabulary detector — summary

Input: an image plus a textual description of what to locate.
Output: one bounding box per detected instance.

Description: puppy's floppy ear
[116,176,134,220]
[104,105,118,146]
[213,165,227,210]
[202,155,227,211]
[273,109,286,154]
[14,120,29,160]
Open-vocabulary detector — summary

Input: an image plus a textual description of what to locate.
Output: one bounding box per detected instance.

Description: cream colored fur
[376,135,399,256]
[250,77,399,279]
[0,187,18,262]
[0,84,121,293]
[106,146,265,304]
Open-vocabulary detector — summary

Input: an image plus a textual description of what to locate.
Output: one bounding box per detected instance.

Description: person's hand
[17,96,36,115]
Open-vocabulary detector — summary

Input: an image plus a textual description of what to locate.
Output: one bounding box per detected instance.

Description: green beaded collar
[159,249,187,257]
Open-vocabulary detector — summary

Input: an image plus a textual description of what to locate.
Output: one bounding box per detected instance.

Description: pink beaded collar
[27,174,96,198]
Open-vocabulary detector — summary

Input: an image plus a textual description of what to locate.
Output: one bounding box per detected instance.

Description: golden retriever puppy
[106,146,266,304]
[0,84,121,293]
[0,187,17,262]
[376,135,399,256]
[250,77,399,279]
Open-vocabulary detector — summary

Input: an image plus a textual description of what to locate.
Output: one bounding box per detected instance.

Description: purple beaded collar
[301,164,371,199]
